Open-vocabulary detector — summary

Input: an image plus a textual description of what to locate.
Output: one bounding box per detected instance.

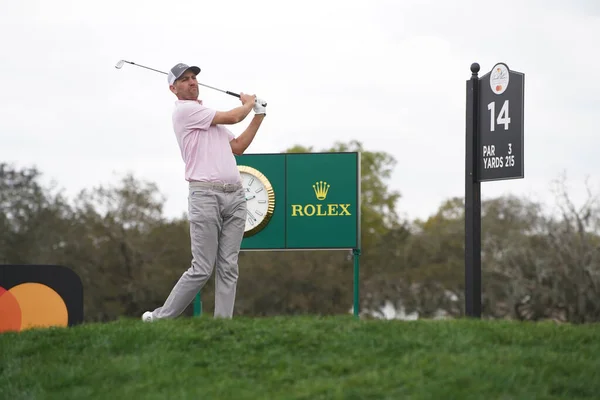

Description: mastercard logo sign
[0,264,83,333]
[0,283,68,331]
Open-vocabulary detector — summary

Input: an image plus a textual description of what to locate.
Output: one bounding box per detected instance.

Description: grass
[1,315,599,399]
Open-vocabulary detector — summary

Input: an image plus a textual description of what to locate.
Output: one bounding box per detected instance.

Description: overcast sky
[1,0,599,222]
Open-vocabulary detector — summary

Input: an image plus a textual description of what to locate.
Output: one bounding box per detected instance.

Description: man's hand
[240,93,256,107]
[253,98,267,115]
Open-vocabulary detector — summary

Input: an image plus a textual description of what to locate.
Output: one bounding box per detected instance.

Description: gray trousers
[152,182,246,319]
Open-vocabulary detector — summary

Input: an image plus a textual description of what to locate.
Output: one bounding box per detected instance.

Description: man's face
[170,70,199,100]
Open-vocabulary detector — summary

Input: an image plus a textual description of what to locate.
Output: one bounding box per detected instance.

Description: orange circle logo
[0,283,68,333]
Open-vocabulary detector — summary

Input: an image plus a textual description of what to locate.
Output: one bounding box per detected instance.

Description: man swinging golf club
[142,63,266,321]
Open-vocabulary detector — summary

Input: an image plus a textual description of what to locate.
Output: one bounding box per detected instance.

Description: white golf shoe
[142,311,154,322]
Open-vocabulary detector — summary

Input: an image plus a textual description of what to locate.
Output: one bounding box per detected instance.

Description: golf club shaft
[124,61,167,76]
[116,60,266,106]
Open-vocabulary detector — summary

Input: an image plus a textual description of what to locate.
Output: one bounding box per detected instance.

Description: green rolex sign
[286,153,359,249]
[194,151,362,318]
[235,152,361,250]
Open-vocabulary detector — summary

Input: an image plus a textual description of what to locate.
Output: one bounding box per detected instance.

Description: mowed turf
[1,315,599,399]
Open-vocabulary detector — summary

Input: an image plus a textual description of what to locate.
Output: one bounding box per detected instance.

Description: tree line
[1,140,599,323]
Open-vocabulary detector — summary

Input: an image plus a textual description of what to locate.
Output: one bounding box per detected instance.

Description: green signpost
[193,152,362,317]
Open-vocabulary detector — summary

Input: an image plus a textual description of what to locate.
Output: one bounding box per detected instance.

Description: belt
[189,181,242,192]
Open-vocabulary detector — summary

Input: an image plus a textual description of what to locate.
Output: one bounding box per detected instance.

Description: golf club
[115,60,267,107]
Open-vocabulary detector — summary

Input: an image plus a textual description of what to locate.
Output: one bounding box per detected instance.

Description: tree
[67,174,190,321]
[360,197,465,319]
[485,177,600,323]
[0,163,73,265]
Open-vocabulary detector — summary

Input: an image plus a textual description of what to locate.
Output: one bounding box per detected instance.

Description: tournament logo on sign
[490,63,510,95]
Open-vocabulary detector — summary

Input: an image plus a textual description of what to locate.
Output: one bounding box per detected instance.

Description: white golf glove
[253,98,267,115]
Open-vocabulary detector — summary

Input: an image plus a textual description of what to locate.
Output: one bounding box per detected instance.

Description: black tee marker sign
[477,63,524,181]
[464,62,525,319]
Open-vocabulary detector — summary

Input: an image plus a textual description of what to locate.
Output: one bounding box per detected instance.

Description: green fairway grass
[1,316,599,399]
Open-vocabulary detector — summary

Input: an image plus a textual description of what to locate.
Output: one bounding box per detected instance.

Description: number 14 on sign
[488,100,511,131]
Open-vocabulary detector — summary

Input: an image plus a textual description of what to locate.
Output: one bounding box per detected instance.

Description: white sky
[1,0,599,222]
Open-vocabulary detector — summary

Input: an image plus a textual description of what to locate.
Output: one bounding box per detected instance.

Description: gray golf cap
[167,63,201,85]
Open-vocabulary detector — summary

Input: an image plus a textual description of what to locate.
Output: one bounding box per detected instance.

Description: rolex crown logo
[313,181,330,200]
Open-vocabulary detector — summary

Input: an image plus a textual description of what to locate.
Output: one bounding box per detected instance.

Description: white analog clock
[238,165,275,237]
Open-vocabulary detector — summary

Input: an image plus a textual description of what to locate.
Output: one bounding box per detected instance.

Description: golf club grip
[226,91,267,107]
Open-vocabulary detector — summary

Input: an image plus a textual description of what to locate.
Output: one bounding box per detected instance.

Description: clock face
[238,166,275,237]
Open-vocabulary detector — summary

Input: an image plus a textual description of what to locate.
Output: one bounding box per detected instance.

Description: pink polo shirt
[171,100,242,184]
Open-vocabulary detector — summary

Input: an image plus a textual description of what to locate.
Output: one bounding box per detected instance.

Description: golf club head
[115,60,125,69]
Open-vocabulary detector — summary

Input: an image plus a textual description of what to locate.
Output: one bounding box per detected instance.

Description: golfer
[143,63,266,321]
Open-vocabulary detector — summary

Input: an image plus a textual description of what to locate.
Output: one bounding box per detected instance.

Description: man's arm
[211,93,256,126]
[230,114,266,155]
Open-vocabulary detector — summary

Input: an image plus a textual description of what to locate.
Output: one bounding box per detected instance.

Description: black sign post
[465,62,525,318]
[465,63,482,318]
